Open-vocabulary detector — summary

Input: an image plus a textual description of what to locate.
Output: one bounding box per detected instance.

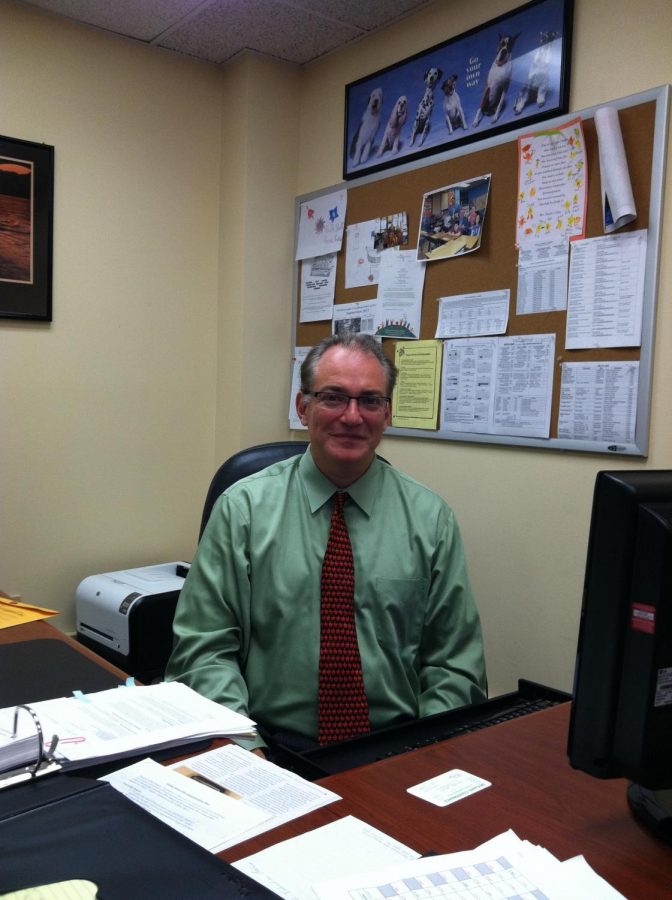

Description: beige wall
[0,4,301,635]
[1,0,671,697]
[0,3,224,628]
[296,0,672,694]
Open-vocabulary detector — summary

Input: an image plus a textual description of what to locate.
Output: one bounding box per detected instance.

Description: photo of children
[417,174,491,260]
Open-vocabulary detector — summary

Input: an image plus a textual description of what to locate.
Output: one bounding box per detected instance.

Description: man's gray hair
[300,334,398,396]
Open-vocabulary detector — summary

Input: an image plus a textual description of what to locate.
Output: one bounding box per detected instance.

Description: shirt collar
[299,446,382,517]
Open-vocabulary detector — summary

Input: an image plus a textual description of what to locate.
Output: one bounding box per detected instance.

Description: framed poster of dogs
[343,0,573,180]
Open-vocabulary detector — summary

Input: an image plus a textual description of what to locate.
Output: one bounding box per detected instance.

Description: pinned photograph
[417,175,491,261]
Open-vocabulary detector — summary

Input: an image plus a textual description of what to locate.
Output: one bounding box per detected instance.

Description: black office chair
[199,441,309,539]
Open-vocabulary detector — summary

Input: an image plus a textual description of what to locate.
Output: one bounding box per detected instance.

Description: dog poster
[417,175,491,262]
[343,0,573,180]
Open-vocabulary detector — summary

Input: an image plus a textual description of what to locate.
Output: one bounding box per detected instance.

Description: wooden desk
[4,622,670,897]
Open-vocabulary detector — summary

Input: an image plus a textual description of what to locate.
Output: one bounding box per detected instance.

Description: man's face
[296,347,391,486]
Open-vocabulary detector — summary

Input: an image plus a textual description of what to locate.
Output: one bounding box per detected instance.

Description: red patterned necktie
[318,491,370,745]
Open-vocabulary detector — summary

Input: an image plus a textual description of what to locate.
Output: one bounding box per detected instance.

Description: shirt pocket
[369,576,428,660]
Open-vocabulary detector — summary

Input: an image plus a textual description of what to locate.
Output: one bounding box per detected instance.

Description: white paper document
[332,299,379,336]
[313,829,625,900]
[296,190,347,261]
[169,743,341,849]
[102,757,269,853]
[0,681,256,771]
[441,334,555,439]
[300,254,337,323]
[345,219,381,288]
[493,333,555,437]
[435,290,509,338]
[516,241,569,314]
[566,230,647,349]
[375,249,425,339]
[441,338,496,434]
[235,815,420,900]
[407,768,491,807]
[104,743,340,854]
[558,361,639,443]
[289,346,310,430]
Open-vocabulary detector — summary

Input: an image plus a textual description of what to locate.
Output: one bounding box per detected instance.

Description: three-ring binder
[0,704,62,788]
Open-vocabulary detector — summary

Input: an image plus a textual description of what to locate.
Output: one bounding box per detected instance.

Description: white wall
[295,0,672,694]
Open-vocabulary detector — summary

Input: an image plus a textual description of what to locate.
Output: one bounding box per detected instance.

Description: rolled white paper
[594,106,637,233]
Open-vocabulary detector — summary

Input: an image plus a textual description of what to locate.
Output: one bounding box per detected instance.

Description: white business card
[407,768,491,806]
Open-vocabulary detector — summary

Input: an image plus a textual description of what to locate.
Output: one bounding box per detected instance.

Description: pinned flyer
[594,106,637,233]
[407,768,491,807]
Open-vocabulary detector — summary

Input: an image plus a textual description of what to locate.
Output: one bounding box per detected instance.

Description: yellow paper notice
[392,340,442,430]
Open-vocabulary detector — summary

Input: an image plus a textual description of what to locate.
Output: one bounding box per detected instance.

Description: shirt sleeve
[417,505,488,715]
[165,494,268,752]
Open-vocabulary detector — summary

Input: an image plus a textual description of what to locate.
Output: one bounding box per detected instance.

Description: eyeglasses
[306,391,391,414]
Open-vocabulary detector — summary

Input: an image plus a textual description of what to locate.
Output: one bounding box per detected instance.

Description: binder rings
[0,775,279,899]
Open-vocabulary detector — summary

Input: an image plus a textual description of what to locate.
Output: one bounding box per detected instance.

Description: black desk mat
[0,638,124,707]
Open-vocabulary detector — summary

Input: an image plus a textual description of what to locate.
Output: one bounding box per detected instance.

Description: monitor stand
[627,784,672,845]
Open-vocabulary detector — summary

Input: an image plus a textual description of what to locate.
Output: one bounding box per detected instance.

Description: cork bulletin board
[293,86,669,456]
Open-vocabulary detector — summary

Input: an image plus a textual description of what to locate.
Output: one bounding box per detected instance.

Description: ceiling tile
[157,0,363,65]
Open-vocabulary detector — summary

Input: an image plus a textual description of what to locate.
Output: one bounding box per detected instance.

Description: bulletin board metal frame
[293,84,669,457]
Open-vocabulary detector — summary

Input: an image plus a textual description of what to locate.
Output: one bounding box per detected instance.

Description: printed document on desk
[313,830,625,900]
[104,743,340,853]
[0,681,255,773]
[235,815,420,900]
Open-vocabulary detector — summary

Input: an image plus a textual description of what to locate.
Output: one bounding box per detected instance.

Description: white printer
[76,561,189,682]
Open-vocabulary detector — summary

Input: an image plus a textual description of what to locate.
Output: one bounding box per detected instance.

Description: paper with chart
[516,241,569,314]
[558,361,639,443]
[435,290,509,338]
[441,334,555,439]
[313,829,625,900]
[565,230,646,349]
[234,815,420,900]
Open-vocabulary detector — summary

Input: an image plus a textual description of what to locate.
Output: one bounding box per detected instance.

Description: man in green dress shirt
[166,333,486,753]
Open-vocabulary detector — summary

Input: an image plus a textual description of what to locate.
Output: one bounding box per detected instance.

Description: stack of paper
[0,731,40,775]
[310,830,625,900]
[0,681,255,775]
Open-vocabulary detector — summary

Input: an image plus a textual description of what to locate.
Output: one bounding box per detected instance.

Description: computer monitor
[568,470,672,842]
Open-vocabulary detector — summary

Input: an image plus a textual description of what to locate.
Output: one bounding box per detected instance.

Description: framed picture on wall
[0,135,54,321]
[343,0,574,180]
